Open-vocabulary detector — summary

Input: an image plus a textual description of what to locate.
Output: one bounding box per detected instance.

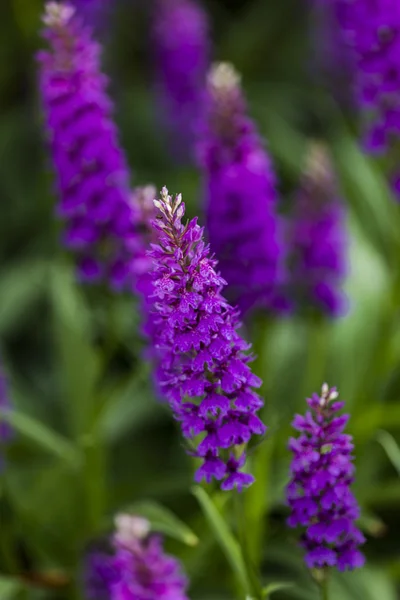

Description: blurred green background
[2,0,400,598]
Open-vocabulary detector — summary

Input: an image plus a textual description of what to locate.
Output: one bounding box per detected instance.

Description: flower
[148,187,266,489]
[198,63,285,316]
[286,384,365,571]
[152,0,210,159]
[70,0,112,30]
[0,364,13,470]
[287,143,347,316]
[334,0,400,194]
[85,515,189,600]
[38,2,138,289]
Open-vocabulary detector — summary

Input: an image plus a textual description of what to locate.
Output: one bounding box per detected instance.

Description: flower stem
[233,492,263,600]
[320,578,329,600]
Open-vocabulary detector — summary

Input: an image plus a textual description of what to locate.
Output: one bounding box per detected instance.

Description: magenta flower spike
[288,143,347,316]
[152,0,210,159]
[38,2,139,290]
[0,364,13,470]
[86,515,189,600]
[198,63,285,317]
[287,384,365,571]
[148,187,266,490]
[334,0,400,194]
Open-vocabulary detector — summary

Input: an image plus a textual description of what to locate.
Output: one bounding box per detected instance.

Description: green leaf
[0,576,23,600]
[0,260,47,335]
[192,486,250,594]
[0,408,81,469]
[127,500,198,546]
[51,265,100,436]
[263,582,294,597]
[376,430,400,476]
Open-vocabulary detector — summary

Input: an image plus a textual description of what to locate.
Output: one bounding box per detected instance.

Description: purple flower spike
[287,384,365,571]
[70,0,112,30]
[38,2,138,290]
[148,187,266,489]
[288,143,347,317]
[152,0,210,159]
[198,63,285,317]
[334,0,400,195]
[0,364,13,471]
[85,515,189,600]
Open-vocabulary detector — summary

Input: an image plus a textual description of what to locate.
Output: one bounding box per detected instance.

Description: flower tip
[43,1,75,27]
[114,513,150,543]
[208,61,241,93]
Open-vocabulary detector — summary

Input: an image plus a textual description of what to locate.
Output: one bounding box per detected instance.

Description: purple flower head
[70,0,112,30]
[148,187,266,489]
[0,365,13,470]
[288,143,347,317]
[152,0,210,159]
[198,63,285,317]
[287,384,365,571]
[334,0,400,195]
[85,514,189,600]
[38,2,138,290]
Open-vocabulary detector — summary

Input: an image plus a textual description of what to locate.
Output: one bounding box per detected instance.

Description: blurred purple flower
[335,0,400,194]
[287,384,365,571]
[86,515,189,600]
[148,187,265,490]
[287,143,347,316]
[71,0,112,30]
[0,364,13,470]
[198,63,285,317]
[38,2,140,290]
[152,0,210,160]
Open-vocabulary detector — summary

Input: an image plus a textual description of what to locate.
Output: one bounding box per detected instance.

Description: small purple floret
[148,187,266,489]
[287,384,365,571]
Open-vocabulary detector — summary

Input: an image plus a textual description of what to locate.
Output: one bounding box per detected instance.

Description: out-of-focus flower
[198,62,285,317]
[38,2,139,290]
[85,515,189,600]
[152,0,210,160]
[71,0,112,30]
[287,143,347,316]
[0,364,13,470]
[334,0,400,194]
[148,187,265,490]
[287,383,365,571]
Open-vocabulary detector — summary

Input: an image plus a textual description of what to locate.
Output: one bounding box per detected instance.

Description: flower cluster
[334,0,400,192]
[38,2,138,289]
[152,0,210,159]
[148,187,266,490]
[287,143,347,316]
[198,62,284,316]
[71,0,112,30]
[86,515,189,600]
[0,364,13,470]
[287,384,365,571]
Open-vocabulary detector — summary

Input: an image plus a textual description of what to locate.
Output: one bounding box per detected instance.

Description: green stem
[82,430,106,538]
[320,578,329,600]
[233,492,263,600]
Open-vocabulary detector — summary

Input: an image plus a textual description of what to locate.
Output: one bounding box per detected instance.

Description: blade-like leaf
[263,582,294,597]
[128,500,198,546]
[0,408,81,469]
[192,486,250,594]
[376,430,400,476]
